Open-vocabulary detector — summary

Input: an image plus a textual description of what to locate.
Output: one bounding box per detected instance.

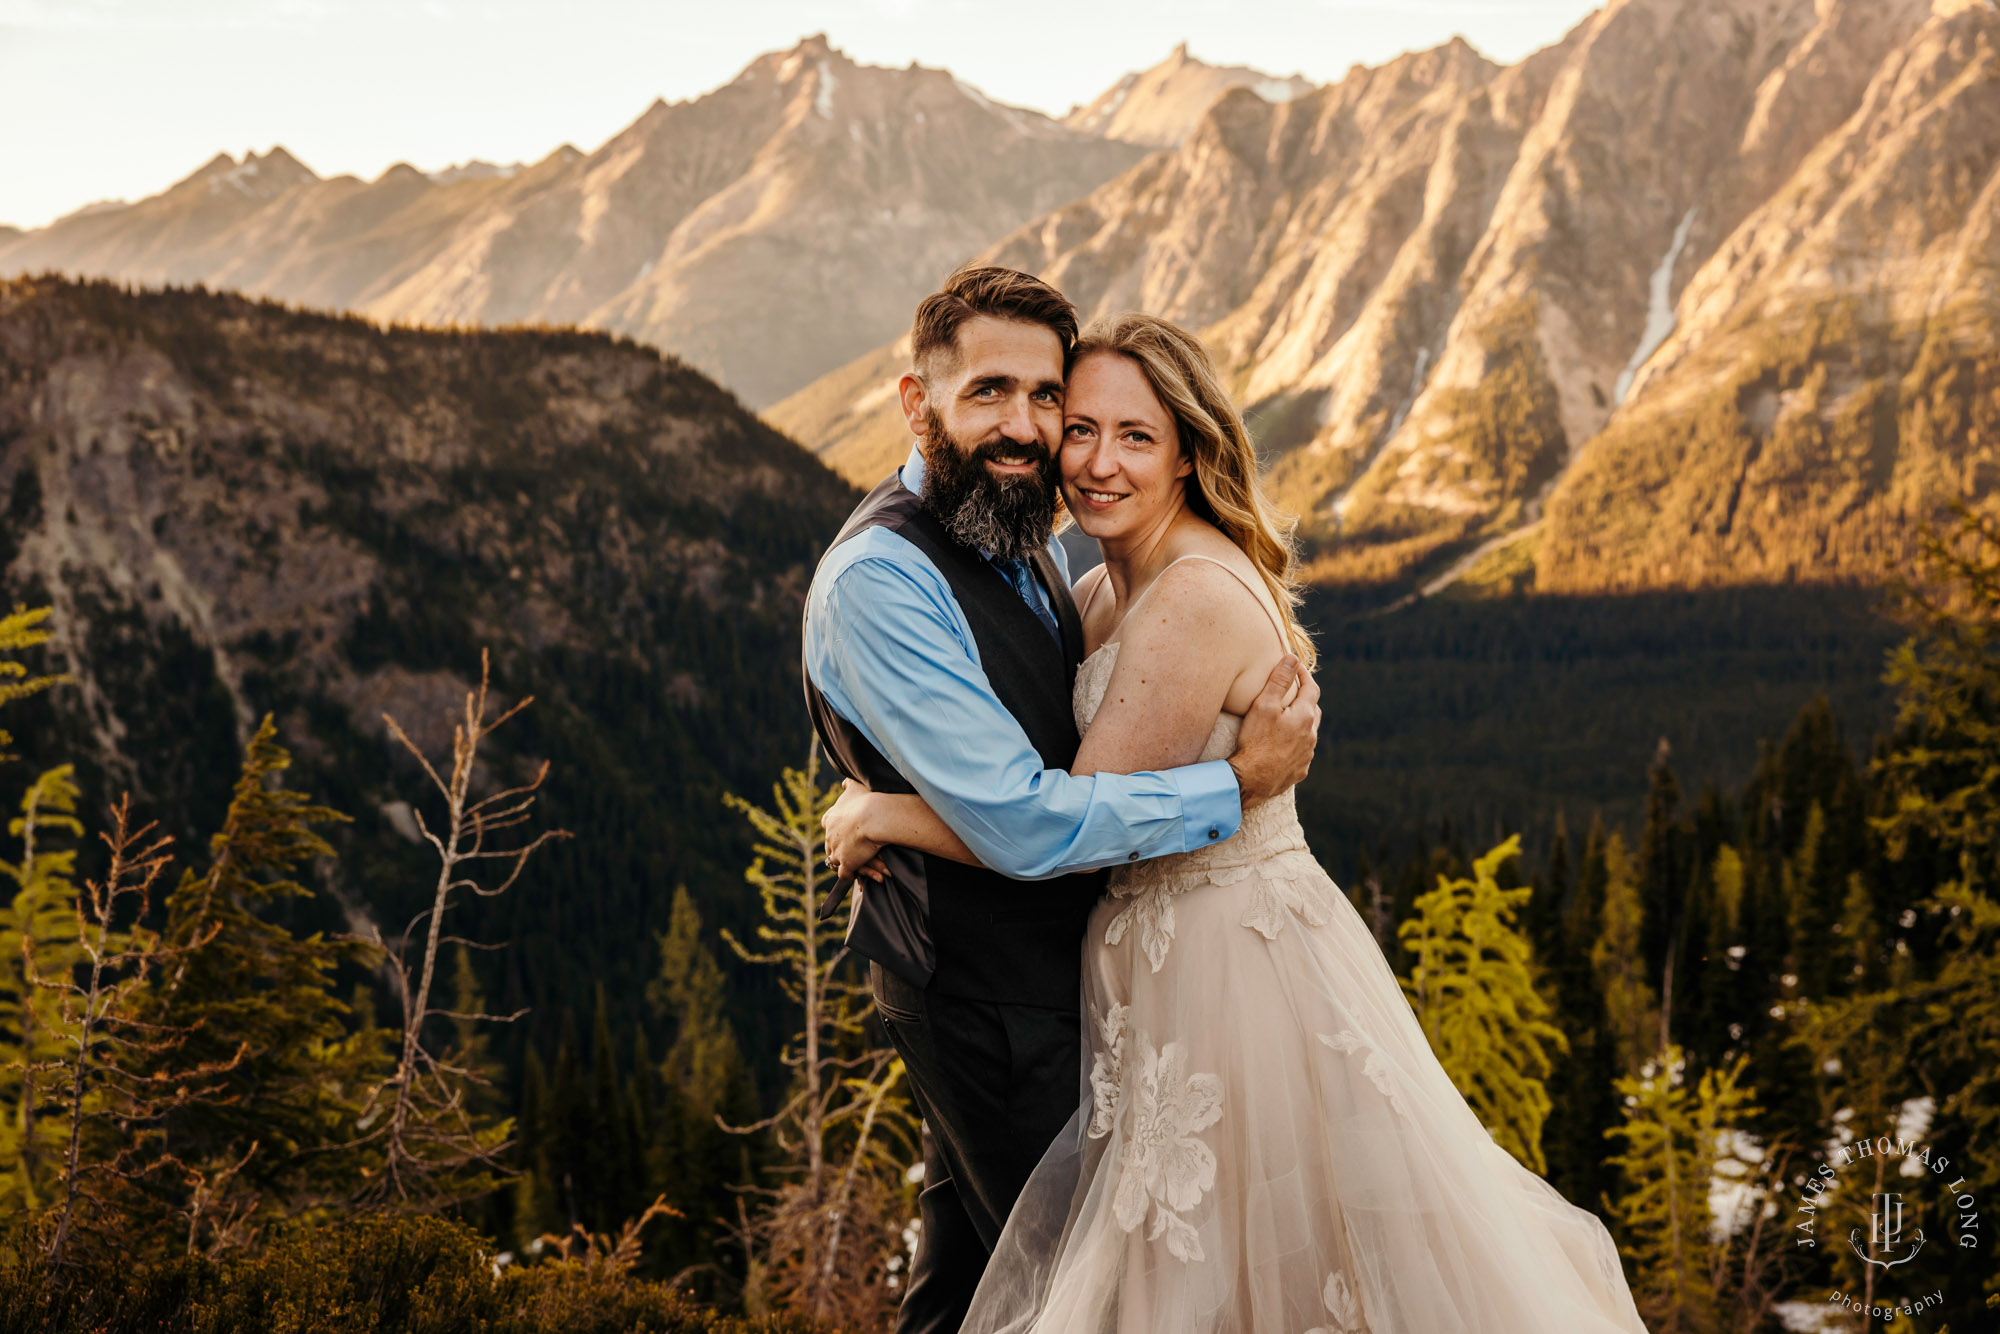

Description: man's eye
[1032,389,1059,403]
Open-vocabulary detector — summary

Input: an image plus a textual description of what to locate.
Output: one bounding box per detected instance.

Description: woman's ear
[1174,448,1195,482]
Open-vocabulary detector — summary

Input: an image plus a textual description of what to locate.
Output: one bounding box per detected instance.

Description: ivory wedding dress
[959,556,1649,1334]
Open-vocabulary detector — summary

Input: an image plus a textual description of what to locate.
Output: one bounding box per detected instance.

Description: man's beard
[917,410,1061,562]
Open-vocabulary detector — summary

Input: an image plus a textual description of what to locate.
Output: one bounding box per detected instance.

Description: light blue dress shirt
[803,445,1242,881]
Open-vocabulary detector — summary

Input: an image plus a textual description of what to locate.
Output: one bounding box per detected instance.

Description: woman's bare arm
[1071,559,1282,778]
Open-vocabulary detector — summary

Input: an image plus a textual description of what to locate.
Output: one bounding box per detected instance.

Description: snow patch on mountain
[816,61,836,119]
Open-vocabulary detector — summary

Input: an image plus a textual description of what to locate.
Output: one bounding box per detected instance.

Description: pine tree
[151,715,387,1241]
[644,885,758,1292]
[0,765,84,1214]
[1639,742,1688,1013]
[1841,508,2000,1324]
[1397,835,1569,1174]
[648,885,746,1116]
[1603,1045,1764,1334]
[0,606,68,763]
[1693,845,1751,1067]
[20,799,245,1267]
[1592,832,1661,1079]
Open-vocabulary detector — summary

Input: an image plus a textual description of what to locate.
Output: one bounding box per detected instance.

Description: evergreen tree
[0,765,84,1214]
[511,1044,564,1249]
[152,716,387,1236]
[1638,741,1687,1010]
[1868,509,2000,1319]
[645,886,760,1292]
[1692,845,1751,1069]
[1396,835,1569,1174]
[1591,833,1660,1079]
[649,886,747,1116]
[0,606,67,762]
[1602,1045,1762,1334]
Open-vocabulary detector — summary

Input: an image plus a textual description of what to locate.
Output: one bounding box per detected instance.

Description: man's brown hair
[910,263,1078,381]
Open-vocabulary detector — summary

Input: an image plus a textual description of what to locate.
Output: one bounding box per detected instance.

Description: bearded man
[801,264,1319,1334]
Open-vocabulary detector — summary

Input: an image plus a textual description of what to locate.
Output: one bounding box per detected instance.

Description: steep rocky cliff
[774,0,1999,595]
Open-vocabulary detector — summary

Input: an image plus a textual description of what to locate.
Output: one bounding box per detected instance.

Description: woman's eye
[1125,432,1153,446]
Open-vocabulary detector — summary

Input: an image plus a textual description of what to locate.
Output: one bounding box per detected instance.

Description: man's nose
[1000,393,1038,444]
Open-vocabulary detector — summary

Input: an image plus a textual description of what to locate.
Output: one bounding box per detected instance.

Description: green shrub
[0,1216,838,1334]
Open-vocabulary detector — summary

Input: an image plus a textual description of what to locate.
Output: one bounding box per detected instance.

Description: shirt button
[1127,852,1140,861]
[1208,829,1220,840]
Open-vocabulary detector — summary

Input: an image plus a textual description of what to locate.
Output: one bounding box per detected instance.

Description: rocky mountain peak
[1063,44,1313,147]
[776,0,1998,599]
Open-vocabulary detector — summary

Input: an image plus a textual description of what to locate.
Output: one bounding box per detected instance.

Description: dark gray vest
[804,472,1104,1011]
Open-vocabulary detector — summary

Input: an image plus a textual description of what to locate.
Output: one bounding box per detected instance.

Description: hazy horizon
[0,0,1601,231]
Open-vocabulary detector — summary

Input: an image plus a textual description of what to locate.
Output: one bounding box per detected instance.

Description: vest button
[1208,829,1220,840]
[1127,851,1139,861]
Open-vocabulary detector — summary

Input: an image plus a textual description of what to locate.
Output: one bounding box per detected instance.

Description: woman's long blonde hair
[1073,312,1316,671]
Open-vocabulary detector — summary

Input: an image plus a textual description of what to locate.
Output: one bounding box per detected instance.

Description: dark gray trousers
[871,960,1080,1334]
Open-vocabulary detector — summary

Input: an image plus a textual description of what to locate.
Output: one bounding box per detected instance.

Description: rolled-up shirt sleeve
[806,547,1242,881]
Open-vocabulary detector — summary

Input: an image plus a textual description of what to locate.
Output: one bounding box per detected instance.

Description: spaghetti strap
[1146,553,1291,656]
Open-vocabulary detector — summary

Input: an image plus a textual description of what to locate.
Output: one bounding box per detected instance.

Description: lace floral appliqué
[1319,1030,1410,1117]
[1235,849,1337,941]
[1087,1004,1129,1139]
[1104,879,1188,972]
[1108,1033,1224,1262]
[1306,1269,1365,1333]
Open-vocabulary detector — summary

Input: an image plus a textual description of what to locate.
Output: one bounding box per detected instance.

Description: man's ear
[898,372,930,442]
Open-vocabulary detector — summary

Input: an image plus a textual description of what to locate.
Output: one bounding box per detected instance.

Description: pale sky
[0,0,1602,231]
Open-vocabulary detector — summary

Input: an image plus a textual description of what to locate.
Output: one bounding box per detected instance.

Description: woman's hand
[823,779,889,882]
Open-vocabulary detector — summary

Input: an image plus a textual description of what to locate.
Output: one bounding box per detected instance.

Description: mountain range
[773,0,2000,596]
[0,38,1294,411]
[6,3,1995,602]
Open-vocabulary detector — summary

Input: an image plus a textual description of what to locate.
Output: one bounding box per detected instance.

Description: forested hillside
[0,274,857,1081]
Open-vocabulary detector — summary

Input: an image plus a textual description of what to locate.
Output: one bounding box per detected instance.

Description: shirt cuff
[1172,759,1242,853]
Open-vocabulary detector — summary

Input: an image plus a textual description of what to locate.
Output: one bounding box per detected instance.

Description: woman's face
[1060,351,1192,543]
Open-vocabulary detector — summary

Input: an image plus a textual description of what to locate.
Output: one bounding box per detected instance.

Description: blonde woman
[822,314,1648,1333]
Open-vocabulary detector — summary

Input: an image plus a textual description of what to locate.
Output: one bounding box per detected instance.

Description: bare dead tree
[21,798,244,1268]
[355,650,565,1208]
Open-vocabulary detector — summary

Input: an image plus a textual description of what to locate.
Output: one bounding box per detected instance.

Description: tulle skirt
[958,822,1650,1334]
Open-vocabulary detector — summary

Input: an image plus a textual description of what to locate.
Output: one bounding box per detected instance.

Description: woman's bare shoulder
[1122,548,1275,655]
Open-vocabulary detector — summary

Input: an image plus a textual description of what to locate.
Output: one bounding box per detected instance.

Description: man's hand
[1227,655,1321,808]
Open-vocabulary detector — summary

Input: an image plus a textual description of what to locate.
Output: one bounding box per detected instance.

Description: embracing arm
[1073,559,1320,801]
[824,781,979,877]
[812,553,1322,879]
[804,544,1246,880]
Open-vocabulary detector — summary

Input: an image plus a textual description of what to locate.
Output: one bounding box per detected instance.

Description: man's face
[902,315,1066,477]
[899,315,1066,560]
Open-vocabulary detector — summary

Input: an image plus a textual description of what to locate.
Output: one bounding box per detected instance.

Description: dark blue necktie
[995,556,1062,645]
